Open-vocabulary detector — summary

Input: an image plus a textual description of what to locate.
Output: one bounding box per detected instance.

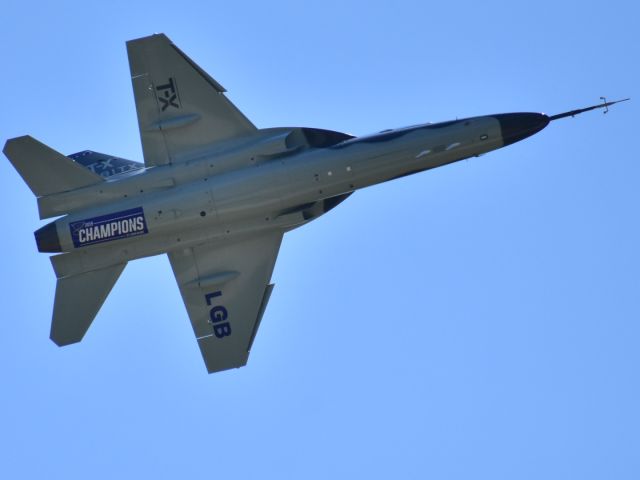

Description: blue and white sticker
[70,207,148,248]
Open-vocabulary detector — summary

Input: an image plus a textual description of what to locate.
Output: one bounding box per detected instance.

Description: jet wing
[127,34,257,167]
[167,232,283,373]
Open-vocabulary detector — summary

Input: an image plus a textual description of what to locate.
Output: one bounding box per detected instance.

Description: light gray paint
[8,33,610,374]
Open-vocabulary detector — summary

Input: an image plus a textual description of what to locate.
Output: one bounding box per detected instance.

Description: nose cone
[495,113,550,146]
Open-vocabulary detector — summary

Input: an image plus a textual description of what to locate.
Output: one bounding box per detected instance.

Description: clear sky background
[0,1,638,478]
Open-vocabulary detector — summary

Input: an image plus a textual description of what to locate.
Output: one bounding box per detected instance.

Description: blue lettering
[204,290,231,338]
[210,305,228,324]
[205,291,222,305]
[213,322,232,338]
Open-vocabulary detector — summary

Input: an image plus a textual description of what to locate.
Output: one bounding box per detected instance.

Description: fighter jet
[3,34,628,373]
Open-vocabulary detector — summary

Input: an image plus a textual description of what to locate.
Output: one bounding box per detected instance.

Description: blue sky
[1,1,638,478]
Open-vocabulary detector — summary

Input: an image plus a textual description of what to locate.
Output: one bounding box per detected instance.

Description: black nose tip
[495,113,550,146]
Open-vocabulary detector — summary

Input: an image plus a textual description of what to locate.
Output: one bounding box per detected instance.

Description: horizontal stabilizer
[50,262,126,346]
[3,136,103,197]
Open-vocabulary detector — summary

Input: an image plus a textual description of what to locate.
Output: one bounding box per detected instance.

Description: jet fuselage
[37,113,548,273]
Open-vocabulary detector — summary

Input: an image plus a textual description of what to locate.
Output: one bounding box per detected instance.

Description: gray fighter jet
[3,34,628,373]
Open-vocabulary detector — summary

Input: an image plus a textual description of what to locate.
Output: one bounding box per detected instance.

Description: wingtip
[3,135,32,155]
[126,32,171,46]
[50,332,84,347]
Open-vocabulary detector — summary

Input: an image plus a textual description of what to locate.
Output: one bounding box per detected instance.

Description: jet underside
[3,33,625,373]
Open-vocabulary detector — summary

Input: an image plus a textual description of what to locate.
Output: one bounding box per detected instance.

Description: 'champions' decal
[70,207,148,248]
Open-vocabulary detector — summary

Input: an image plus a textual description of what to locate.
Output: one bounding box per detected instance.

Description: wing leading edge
[168,232,283,373]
